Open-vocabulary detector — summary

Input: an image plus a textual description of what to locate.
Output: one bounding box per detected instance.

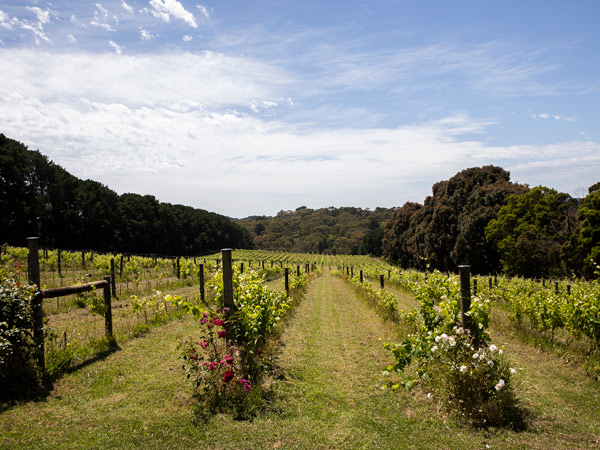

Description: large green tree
[383,166,527,274]
[485,186,580,278]
[577,183,600,274]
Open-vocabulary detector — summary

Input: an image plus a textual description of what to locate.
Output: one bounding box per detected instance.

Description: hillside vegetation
[237,206,393,255]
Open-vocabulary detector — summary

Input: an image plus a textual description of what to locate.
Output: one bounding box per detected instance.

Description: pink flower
[200,339,208,349]
[256,349,262,357]
[223,370,234,383]
[218,330,226,338]
[223,355,234,366]
[237,378,251,392]
[209,361,218,371]
[213,318,224,326]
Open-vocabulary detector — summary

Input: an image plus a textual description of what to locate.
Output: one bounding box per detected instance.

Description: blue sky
[1,0,599,217]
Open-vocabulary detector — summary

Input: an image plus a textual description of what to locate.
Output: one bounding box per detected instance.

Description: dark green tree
[383,166,526,273]
[577,183,600,275]
[485,186,579,278]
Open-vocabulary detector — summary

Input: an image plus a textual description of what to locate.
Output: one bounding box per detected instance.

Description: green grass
[2,269,600,448]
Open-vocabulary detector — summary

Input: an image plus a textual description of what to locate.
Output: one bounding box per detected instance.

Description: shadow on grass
[0,344,121,414]
[64,344,121,375]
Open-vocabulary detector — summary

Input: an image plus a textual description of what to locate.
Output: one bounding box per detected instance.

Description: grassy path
[2,270,600,448]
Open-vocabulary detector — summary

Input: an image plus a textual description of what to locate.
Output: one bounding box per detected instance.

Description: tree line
[382,165,600,279]
[0,134,252,255]
[237,206,392,256]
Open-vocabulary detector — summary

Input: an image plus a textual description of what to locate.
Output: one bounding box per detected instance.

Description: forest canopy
[0,134,252,254]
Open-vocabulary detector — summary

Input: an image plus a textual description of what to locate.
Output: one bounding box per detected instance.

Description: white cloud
[0,49,287,108]
[197,4,210,19]
[26,7,51,24]
[0,10,16,30]
[121,1,134,14]
[95,3,109,18]
[139,28,155,40]
[91,3,117,32]
[2,88,598,216]
[531,112,576,122]
[19,20,51,44]
[108,40,123,54]
[67,34,77,44]
[0,47,597,216]
[149,0,198,28]
[182,35,192,42]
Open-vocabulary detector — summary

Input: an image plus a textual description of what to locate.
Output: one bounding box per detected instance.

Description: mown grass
[2,270,600,449]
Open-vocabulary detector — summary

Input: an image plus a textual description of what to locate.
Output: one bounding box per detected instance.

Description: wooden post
[27,237,44,371]
[285,268,289,297]
[120,255,124,277]
[360,269,363,283]
[380,274,384,289]
[82,250,85,269]
[297,265,300,277]
[473,278,477,296]
[110,258,116,298]
[494,275,498,286]
[199,264,205,302]
[555,281,559,295]
[388,269,391,280]
[262,260,265,269]
[240,262,244,274]
[567,284,571,296]
[58,249,62,277]
[176,257,181,279]
[459,265,471,331]
[103,276,113,341]
[222,249,235,314]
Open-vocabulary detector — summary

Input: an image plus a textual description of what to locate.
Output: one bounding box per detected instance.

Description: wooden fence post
[285,268,290,297]
[360,269,363,283]
[459,265,471,331]
[555,282,559,295]
[199,263,205,302]
[57,249,62,277]
[473,278,477,296]
[120,255,124,277]
[297,265,300,277]
[103,276,114,341]
[222,249,235,314]
[380,274,384,289]
[176,257,181,279]
[110,258,116,298]
[27,237,44,371]
[81,250,85,269]
[240,262,244,274]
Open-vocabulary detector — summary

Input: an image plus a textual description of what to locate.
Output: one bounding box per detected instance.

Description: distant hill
[237,206,395,255]
[0,134,252,254]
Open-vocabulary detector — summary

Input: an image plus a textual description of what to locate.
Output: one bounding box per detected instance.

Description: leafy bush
[0,268,41,400]
[385,271,523,427]
[181,268,296,419]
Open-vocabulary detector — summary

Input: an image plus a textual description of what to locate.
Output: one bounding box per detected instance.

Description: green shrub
[0,268,42,400]
[385,271,523,427]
